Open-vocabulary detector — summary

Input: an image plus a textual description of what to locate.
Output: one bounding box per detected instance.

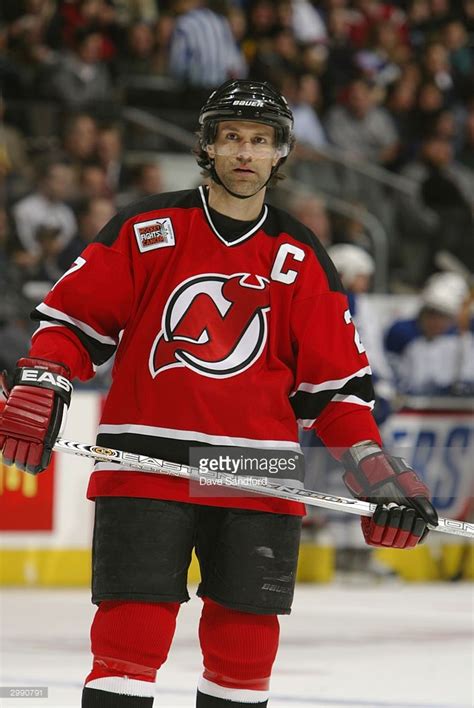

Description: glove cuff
[342,441,382,469]
[14,358,73,407]
[17,357,71,378]
[342,441,383,497]
[342,442,431,500]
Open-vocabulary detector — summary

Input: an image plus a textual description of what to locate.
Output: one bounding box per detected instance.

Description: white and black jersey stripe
[290,366,375,427]
[32,303,119,365]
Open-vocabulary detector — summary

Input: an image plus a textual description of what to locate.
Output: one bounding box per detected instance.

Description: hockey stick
[53,438,474,540]
[434,250,474,285]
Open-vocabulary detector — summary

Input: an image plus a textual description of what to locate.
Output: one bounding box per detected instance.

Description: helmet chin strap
[209,160,279,201]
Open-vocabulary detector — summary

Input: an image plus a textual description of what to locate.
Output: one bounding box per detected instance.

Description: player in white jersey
[386,272,473,395]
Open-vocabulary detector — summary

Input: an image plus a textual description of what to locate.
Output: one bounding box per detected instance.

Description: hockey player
[0,80,438,708]
[385,271,473,395]
[328,243,395,424]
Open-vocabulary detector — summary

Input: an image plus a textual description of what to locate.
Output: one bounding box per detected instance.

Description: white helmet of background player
[421,272,469,317]
[327,244,375,291]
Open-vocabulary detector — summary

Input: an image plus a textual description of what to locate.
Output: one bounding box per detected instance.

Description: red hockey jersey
[31,187,381,515]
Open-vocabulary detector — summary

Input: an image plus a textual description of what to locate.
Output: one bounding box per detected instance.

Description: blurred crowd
[0,0,473,395]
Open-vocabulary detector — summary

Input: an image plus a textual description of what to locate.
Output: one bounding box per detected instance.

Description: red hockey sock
[197,597,279,705]
[84,600,180,700]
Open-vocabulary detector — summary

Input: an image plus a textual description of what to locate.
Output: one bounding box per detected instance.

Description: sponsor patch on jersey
[134,218,175,253]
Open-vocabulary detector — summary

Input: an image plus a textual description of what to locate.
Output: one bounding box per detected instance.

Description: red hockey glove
[342,442,438,548]
[0,358,72,475]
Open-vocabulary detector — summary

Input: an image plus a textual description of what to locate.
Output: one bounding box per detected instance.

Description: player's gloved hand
[342,441,438,548]
[0,358,72,474]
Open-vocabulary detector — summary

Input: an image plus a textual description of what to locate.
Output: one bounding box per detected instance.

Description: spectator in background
[429,108,457,145]
[250,25,301,83]
[398,58,423,93]
[0,204,37,277]
[48,26,113,109]
[398,134,474,281]
[227,4,247,49]
[58,196,116,271]
[0,92,33,198]
[421,41,458,105]
[283,0,327,45]
[328,243,394,422]
[12,158,77,257]
[462,0,474,29]
[411,80,446,141]
[0,23,22,101]
[354,21,406,88]
[419,139,474,269]
[427,0,453,32]
[324,78,399,165]
[385,272,474,396]
[79,161,113,200]
[97,123,127,192]
[274,0,293,30]
[407,0,432,50]
[114,0,159,25]
[56,0,120,59]
[279,72,327,151]
[349,0,408,50]
[4,0,56,43]
[241,0,276,67]
[443,19,473,101]
[0,205,31,369]
[413,0,459,39]
[62,112,99,172]
[332,205,373,253]
[323,7,358,104]
[118,20,157,76]
[385,77,418,165]
[289,194,332,247]
[4,0,57,100]
[168,0,247,88]
[152,12,175,75]
[25,223,64,284]
[245,0,276,41]
[458,104,474,169]
[299,41,329,81]
[117,161,163,208]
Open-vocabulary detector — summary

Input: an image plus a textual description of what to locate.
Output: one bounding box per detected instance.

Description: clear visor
[208,141,289,159]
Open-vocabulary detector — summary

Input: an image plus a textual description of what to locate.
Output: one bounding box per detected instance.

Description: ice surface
[0,583,472,707]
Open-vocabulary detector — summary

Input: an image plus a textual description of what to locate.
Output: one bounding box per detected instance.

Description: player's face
[207,121,281,197]
[420,308,454,338]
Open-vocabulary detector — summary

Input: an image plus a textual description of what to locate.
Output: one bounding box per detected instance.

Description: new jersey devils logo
[149,273,271,378]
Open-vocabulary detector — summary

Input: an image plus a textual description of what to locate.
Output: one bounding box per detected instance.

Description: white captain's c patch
[133,217,175,252]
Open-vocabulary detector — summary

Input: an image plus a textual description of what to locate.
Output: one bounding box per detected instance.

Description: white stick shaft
[54,438,474,540]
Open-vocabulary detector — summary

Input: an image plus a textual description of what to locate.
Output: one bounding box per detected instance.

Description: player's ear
[206,144,216,159]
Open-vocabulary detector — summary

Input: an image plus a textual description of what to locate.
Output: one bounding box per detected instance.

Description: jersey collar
[198,185,268,247]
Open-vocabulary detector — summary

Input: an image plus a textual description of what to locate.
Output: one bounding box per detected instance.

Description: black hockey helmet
[198,79,294,158]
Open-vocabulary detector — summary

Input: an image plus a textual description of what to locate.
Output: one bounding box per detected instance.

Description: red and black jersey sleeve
[31,209,136,368]
[30,191,197,374]
[286,224,382,455]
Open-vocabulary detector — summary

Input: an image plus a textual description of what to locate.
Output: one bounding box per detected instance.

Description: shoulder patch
[134,217,175,252]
